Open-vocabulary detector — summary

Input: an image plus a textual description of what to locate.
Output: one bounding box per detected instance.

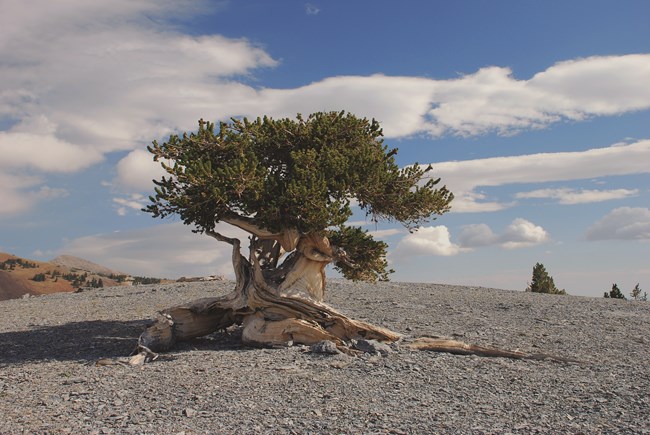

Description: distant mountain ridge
[50,254,126,277]
[0,252,151,301]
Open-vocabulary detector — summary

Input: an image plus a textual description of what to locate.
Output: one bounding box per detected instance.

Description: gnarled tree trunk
[130,221,580,365]
[135,224,400,359]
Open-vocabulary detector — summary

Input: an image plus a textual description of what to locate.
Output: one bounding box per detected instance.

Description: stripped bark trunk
[135,232,400,359]
[129,224,580,365]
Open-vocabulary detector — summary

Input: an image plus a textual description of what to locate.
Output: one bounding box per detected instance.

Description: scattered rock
[353,339,392,356]
[309,340,340,355]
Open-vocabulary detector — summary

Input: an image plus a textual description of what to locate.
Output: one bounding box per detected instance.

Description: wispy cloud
[113,194,147,216]
[305,3,320,15]
[253,54,650,138]
[425,140,650,212]
[515,187,639,204]
[586,207,650,241]
[60,222,249,278]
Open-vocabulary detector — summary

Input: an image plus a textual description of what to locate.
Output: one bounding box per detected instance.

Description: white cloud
[0,173,40,216]
[113,194,147,216]
[429,54,650,137]
[0,173,68,217]
[368,228,403,239]
[60,222,249,278]
[395,226,462,257]
[1,1,277,159]
[499,218,549,249]
[249,54,650,138]
[426,140,650,212]
[457,223,497,247]
[115,149,167,192]
[515,187,639,204]
[3,1,650,221]
[305,3,320,15]
[0,116,104,172]
[3,0,650,156]
[586,207,650,241]
[458,218,549,249]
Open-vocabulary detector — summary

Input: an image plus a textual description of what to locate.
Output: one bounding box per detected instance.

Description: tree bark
[130,224,578,365]
[135,231,400,358]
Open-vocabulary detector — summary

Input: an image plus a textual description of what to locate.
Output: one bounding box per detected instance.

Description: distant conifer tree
[606,283,626,300]
[630,283,642,300]
[526,262,567,295]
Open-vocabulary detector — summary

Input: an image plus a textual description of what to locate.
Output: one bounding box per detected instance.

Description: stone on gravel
[310,340,340,354]
[353,339,393,356]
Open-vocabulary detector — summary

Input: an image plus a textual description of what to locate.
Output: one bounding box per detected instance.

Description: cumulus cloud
[457,223,497,247]
[515,187,639,204]
[59,222,249,278]
[115,149,167,192]
[426,140,650,212]
[586,207,650,241]
[458,218,549,249]
[499,218,549,249]
[395,226,462,257]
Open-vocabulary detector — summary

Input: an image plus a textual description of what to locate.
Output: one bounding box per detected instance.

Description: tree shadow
[0,320,245,366]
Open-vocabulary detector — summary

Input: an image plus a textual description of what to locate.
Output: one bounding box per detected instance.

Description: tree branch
[222,214,300,252]
[205,230,237,246]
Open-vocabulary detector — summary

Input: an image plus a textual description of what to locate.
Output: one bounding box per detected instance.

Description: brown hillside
[0,253,122,301]
[0,270,35,300]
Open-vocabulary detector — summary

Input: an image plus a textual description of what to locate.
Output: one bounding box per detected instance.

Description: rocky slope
[1,280,648,433]
[50,254,126,277]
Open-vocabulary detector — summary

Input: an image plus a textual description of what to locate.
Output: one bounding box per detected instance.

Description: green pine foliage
[132,276,162,285]
[145,112,454,282]
[0,258,38,270]
[605,283,626,300]
[31,273,46,282]
[526,262,567,295]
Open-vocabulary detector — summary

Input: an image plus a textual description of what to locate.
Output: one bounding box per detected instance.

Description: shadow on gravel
[0,320,148,365]
[0,320,248,365]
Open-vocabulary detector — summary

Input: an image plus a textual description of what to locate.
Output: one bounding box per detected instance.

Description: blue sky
[1,0,649,297]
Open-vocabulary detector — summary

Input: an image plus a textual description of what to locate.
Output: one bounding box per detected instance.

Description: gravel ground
[1,280,649,434]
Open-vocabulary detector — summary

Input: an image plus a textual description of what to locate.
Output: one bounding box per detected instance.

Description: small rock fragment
[353,339,392,356]
[310,340,340,355]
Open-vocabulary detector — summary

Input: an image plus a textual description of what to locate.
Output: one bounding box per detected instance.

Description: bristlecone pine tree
[526,263,566,295]
[127,112,576,365]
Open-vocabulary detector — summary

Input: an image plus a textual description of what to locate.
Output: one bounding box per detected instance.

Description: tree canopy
[527,262,566,295]
[145,112,453,282]
[604,283,626,299]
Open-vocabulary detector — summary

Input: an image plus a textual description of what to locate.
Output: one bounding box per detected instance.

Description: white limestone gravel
[1,280,649,434]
